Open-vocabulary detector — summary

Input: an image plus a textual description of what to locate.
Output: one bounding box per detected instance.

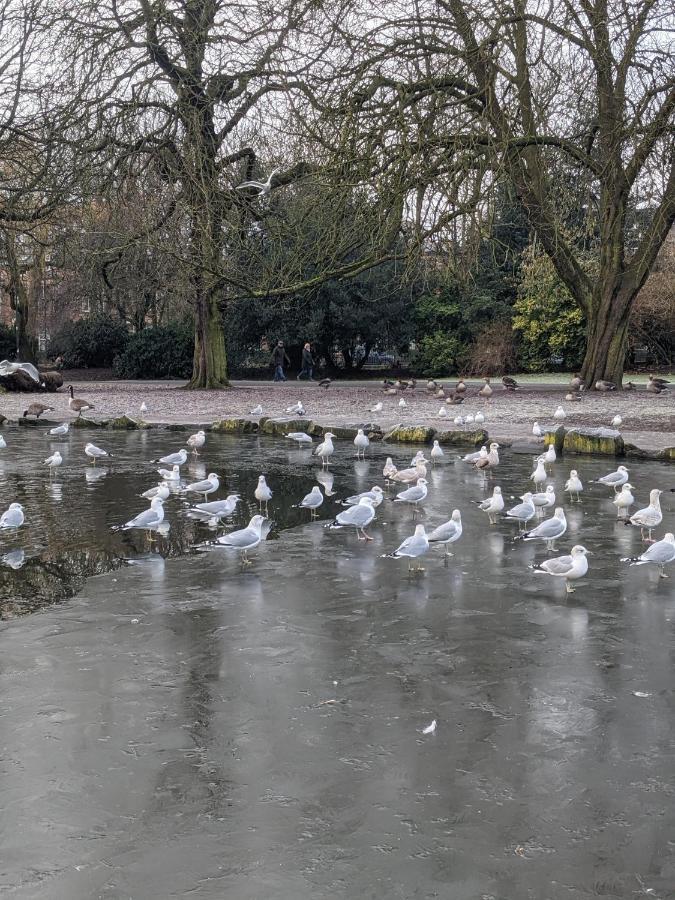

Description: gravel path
[3,378,674,451]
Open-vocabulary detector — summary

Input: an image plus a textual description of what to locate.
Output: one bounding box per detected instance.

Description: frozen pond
[0,428,674,898]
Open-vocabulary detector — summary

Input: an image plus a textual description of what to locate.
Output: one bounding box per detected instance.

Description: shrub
[465,321,519,375]
[113,323,193,379]
[50,314,129,368]
[415,331,463,377]
[0,324,15,360]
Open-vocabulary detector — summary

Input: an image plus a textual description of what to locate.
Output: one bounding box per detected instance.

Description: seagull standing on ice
[530,545,590,593]
[474,486,504,525]
[85,443,110,466]
[353,428,369,459]
[254,475,273,513]
[315,432,335,467]
[44,450,63,476]
[187,431,206,455]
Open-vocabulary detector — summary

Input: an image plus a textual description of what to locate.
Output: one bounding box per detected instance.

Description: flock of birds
[0,374,672,592]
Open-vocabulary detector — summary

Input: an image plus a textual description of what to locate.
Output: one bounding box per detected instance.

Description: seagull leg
[361,528,373,542]
[566,582,575,594]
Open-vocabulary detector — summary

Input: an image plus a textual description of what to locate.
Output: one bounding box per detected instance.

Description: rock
[41,371,63,392]
[563,427,624,456]
[72,417,102,428]
[384,425,435,444]
[623,443,664,460]
[166,423,190,431]
[105,415,147,430]
[434,428,488,447]
[210,418,259,434]
[661,447,675,462]
[18,417,56,427]
[543,425,566,453]
[308,422,382,440]
[260,417,312,436]
[0,413,6,424]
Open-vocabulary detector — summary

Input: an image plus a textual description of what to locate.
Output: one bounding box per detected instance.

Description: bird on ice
[565,470,583,502]
[462,445,486,464]
[158,464,181,481]
[187,431,206,455]
[421,719,437,735]
[517,507,567,551]
[370,401,383,414]
[342,486,384,508]
[622,533,675,578]
[532,485,556,516]
[382,457,397,483]
[315,432,336,467]
[383,523,429,572]
[474,442,499,474]
[327,496,376,541]
[48,422,69,436]
[427,510,463,556]
[0,503,24,530]
[628,489,662,541]
[613,483,634,518]
[85,442,111,465]
[254,475,273,512]
[391,462,427,484]
[142,482,171,501]
[213,515,269,565]
[530,456,548,487]
[553,406,566,422]
[530,545,590,593]
[596,465,629,492]
[543,444,556,469]
[117,497,165,533]
[250,404,263,416]
[286,431,313,445]
[506,493,536,530]
[154,448,187,467]
[294,485,324,519]
[189,494,241,524]
[354,428,369,459]
[473,486,504,525]
[183,472,219,502]
[430,440,444,464]
[44,450,63,475]
[393,478,428,514]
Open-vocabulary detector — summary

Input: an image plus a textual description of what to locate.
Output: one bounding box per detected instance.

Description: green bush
[415,331,463,377]
[0,324,15,360]
[50,314,129,368]
[113,323,193,379]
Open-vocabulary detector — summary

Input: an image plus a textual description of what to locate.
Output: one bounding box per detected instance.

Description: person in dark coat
[272,340,291,381]
[297,342,315,380]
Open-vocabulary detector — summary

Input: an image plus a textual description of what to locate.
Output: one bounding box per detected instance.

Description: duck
[23,402,54,419]
[595,380,617,391]
[502,376,519,391]
[647,375,669,394]
[569,374,582,391]
[68,385,94,417]
[478,377,493,401]
[455,379,467,395]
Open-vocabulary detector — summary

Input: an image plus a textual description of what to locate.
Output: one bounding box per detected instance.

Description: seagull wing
[428,521,458,542]
[539,555,574,575]
[217,527,259,549]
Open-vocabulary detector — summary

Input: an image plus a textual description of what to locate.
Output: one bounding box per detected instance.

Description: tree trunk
[189,288,228,389]
[580,286,633,387]
[5,232,37,363]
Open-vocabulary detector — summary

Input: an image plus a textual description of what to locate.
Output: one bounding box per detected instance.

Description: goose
[235,167,280,196]
[502,376,519,391]
[450,394,465,405]
[565,392,582,402]
[427,510,463,556]
[530,545,590,593]
[622,533,675,578]
[455,379,467,395]
[23,402,54,419]
[648,374,670,389]
[647,375,669,394]
[318,378,331,389]
[595,380,616,391]
[294,485,324,519]
[478,378,493,401]
[68,385,94,417]
[383,524,429,572]
[84,442,110,465]
[569,374,582,390]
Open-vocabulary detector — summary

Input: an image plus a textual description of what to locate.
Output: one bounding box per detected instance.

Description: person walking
[272,340,290,382]
[297,342,315,381]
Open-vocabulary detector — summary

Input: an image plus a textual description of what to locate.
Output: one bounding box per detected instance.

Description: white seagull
[393,478,428,514]
[384,523,429,571]
[235,167,280,196]
[370,401,383,414]
[430,440,444,464]
[597,465,629,492]
[119,497,164,532]
[612,483,634,518]
[142,482,171,501]
[553,406,566,422]
[214,515,268,565]
[315,432,336,467]
[0,503,24,530]
[85,442,110,465]
[628,488,663,541]
[190,494,241,523]
[354,428,369,459]
[474,486,504,524]
[187,430,206,455]
[427,509,463,556]
[254,475,273,512]
[328,496,376,540]
[530,545,590,593]
[622,533,675,578]
[342,486,384,507]
[506,493,536,530]
[294,485,324,519]
[565,470,583,502]
[44,450,63,475]
[250,404,263,416]
[48,422,69,436]
[155,448,188,467]
[158,464,181,481]
[518,507,567,551]
[184,472,219,502]
[286,431,313,445]
[530,456,548,487]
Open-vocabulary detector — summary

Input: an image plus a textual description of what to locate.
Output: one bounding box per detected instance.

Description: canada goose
[23,402,54,419]
[623,381,636,390]
[68,385,94,416]
[455,379,467,395]
[569,374,582,390]
[595,380,617,391]
[478,378,493,401]
[502,376,519,391]
[647,374,670,393]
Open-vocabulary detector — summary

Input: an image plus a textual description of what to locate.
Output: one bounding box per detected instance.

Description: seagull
[158,464,181,481]
[328,496,376,540]
[474,411,485,425]
[68,385,94,417]
[140,402,148,415]
[409,450,427,466]
[453,415,465,426]
[286,431,313,445]
[612,483,634,518]
[85,442,110,465]
[427,509,463,556]
[391,462,427,484]
[532,422,543,440]
[596,465,629,492]
[383,524,429,572]
[154,448,188,467]
[48,422,69,436]
[0,503,24,530]
[530,456,548,487]
[628,488,662,541]
[622,533,675,578]
[235,167,280,196]
[464,414,474,424]
[189,494,241,523]
[286,401,306,415]
[44,450,63,475]
[506,493,536,530]
[183,472,219,502]
[393,478,428,515]
[517,507,567,551]
[462,445,486,464]
[315,432,335,467]
[118,497,165,532]
[254,475,273,512]
[553,406,566,422]
[250,404,263,415]
[430,440,444,464]
[478,378,492,401]
[354,428,369,459]
[187,430,206,455]
[294,485,324,519]
[0,435,6,449]
[437,406,448,418]
[342,486,384,507]
[370,401,383,414]
[383,457,397,484]
[532,484,556,516]
[473,486,504,524]
[399,398,407,408]
[421,719,437,735]
[214,515,268,565]
[0,360,40,382]
[142,482,171,501]
[474,441,499,475]
[611,415,622,429]
[543,444,556,469]
[530,545,590,593]
[565,470,583,502]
